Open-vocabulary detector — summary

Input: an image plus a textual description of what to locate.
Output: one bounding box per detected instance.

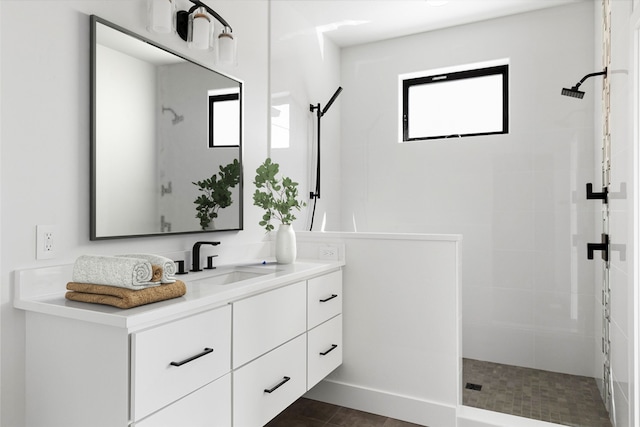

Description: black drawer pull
[320,294,338,303]
[170,348,213,367]
[264,376,291,393]
[320,344,338,356]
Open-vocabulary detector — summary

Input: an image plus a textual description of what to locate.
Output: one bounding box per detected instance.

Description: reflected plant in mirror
[193,159,241,230]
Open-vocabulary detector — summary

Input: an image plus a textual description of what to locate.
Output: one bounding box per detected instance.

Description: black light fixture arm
[574,68,607,90]
[176,0,233,42]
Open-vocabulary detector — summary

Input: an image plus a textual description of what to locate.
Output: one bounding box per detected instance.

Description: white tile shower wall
[604,0,635,424]
[269,1,343,233]
[339,3,598,376]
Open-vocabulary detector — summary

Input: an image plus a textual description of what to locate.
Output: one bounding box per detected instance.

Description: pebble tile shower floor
[463,358,612,427]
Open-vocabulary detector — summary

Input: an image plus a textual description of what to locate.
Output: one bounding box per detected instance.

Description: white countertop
[14,259,344,331]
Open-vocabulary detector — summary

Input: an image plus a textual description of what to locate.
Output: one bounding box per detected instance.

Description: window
[209,92,240,147]
[400,63,508,141]
[271,93,291,149]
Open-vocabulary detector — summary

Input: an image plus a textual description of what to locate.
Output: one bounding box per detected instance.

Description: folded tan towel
[151,265,163,282]
[65,280,186,309]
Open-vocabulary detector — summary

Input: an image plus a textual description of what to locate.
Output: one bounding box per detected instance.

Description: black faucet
[191,241,221,272]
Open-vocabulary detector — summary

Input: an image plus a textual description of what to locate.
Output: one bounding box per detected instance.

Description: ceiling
[280,0,586,47]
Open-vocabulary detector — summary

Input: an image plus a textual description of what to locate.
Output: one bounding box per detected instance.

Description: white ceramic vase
[275,224,296,264]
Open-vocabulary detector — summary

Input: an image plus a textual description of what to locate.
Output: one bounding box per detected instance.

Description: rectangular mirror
[90,15,243,240]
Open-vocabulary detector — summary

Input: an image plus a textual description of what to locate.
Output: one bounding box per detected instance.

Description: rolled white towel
[72,255,159,289]
[118,253,177,283]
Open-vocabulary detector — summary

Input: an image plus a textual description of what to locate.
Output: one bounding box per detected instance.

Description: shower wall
[597,0,635,424]
[270,1,343,232]
[339,3,598,377]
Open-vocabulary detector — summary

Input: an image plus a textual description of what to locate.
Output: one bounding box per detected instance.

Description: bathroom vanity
[15,259,343,427]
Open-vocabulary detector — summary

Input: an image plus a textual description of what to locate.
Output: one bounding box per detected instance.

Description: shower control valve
[586,183,608,204]
[587,233,609,262]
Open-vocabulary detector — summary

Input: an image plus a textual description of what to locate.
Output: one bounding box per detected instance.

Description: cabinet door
[233,282,306,368]
[308,270,342,329]
[131,305,231,421]
[308,314,343,389]
[233,335,307,427]
[134,374,231,427]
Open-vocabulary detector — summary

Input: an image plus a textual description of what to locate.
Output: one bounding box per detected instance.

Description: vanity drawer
[233,334,306,427]
[308,270,342,329]
[233,281,306,368]
[308,314,343,389]
[131,305,231,421]
[134,374,231,427]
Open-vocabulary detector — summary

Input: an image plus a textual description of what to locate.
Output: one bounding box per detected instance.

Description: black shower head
[561,68,607,100]
[561,86,585,99]
[321,86,343,116]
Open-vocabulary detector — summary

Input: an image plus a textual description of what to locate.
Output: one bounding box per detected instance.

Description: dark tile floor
[463,358,612,427]
[266,397,426,427]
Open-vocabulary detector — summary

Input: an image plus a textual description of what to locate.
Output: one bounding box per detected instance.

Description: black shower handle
[586,183,608,203]
[587,234,609,262]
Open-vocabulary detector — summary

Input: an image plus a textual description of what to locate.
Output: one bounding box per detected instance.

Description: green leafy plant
[253,158,306,232]
[193,159,241,230]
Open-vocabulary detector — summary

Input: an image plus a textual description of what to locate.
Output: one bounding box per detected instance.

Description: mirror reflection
[91,16,242,240]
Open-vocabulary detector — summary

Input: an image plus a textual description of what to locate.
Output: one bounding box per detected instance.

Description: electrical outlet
[319,245,339,261]
[36,225,57,260]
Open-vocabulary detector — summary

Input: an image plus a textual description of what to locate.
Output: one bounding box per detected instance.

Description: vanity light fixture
[147,0,236,64]
[147,0,175,33]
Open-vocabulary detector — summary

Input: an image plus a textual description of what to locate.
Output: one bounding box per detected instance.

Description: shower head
[162,106,184,125]
[561,86,585,99]
[560,68,607,99]
[321,86,343,116]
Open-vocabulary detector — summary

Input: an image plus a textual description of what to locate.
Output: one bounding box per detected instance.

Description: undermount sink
[188,267,271,286]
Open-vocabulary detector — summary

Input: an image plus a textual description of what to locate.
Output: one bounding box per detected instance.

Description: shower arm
[573,68,607,90]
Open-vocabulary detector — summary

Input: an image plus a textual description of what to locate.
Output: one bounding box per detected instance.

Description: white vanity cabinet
[18,262,343,427]
[131,306,232,424]
[307,271,343,389]
[134,374,231,427]
[232,281,307,368]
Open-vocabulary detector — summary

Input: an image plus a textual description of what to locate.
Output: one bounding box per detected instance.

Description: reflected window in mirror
[209,89,240,147]
[271,92,291,149]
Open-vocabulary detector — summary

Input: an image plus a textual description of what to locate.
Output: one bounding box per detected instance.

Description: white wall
[339,3,598,377]
[0,1,269,425]
[300,232,461,427]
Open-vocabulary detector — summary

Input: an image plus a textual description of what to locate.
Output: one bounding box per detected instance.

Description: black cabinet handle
[320,294,338,303]
[170,347,213,367]
[264,376,291,393]
[320,344,338,356]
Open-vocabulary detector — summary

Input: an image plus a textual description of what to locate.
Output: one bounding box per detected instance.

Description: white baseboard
[305,380,570,427]
[304,379,457,427]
